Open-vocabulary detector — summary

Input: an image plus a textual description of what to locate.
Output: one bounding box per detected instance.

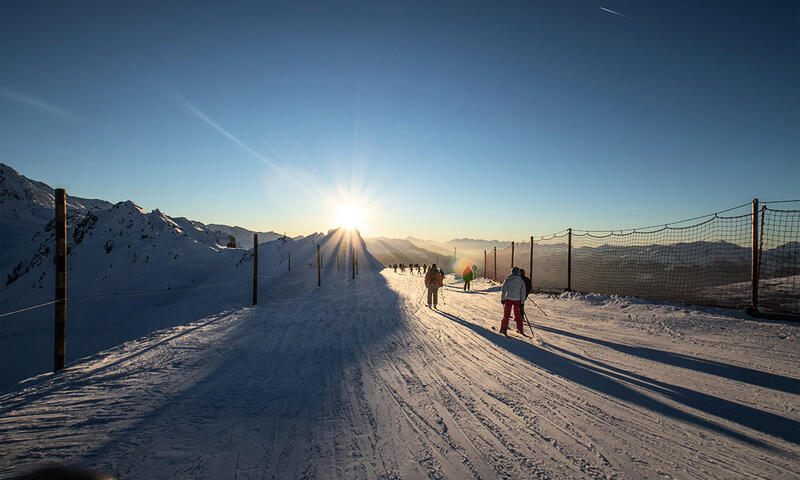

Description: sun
[334,203,365,231]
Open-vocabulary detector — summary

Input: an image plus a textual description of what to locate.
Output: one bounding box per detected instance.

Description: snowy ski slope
[1,270,799,479]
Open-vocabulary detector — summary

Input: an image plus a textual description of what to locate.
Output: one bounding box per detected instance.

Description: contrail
[176,95,332,203]
[600,7,629,19]
[0,87,78,119]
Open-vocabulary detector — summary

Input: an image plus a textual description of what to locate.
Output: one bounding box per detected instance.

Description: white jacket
[501,274,527,302]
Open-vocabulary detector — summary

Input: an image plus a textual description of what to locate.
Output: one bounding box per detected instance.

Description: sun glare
[334,204,365,231]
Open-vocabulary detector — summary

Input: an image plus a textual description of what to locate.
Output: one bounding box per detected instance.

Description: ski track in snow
[1,271,799,479]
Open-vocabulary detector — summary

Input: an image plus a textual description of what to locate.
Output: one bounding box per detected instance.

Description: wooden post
[566,227,572,292]
[493,246,497,282]
[54,188,66,372]
[751,198,759,313]
[484,249,487,278]
[529,236,533,282]
[511,241,515,268]
[253,233,258,305]
[317,244,321,287]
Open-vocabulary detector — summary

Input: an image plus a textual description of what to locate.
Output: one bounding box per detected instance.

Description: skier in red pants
[499,267,527,336]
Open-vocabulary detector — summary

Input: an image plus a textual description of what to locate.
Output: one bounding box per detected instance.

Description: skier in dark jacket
[424,263,443,308]
[462,266,473,291]
[519,268,532,316]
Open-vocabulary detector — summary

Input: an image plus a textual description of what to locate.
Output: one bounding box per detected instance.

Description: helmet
[511,267,520,275]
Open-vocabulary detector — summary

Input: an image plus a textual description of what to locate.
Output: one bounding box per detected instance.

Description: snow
[2,270,798,479]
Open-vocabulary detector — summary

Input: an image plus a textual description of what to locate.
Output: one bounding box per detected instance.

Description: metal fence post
[750,198,759,313]
[566,227,572,292]
[54,188,66,372]
[253,233,258,305]
[529,235,533,282]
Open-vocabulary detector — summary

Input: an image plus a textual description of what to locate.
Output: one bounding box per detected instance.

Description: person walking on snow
[425,263,443,308]
[499,267,527,336]
[462,265,473,291]
[519,268,532,317]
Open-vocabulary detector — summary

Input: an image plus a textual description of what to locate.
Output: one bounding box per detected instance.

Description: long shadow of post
[434,310,800,449]
[534,324,800,395]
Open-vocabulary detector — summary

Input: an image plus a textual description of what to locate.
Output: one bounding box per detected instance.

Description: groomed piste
[2,268,799,479]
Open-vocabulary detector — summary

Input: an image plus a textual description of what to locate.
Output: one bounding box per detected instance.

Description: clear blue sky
[1,0,798,241]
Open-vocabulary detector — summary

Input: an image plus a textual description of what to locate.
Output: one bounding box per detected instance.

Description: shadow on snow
[434,310,799,449]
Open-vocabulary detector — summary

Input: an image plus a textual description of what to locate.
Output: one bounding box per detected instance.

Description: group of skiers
[390,260,535,336]
[392,263,430,275]
[395,262,533,337]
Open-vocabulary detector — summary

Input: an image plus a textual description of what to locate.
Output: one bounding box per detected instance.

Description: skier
[424,263,443,308]
[393,263,398,273]
[499,267,527,336]
[423,263,428,274]
[519,268,533,317]
[462,265,473,291]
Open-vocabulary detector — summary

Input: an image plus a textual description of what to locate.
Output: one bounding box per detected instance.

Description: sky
[1,0,798,241]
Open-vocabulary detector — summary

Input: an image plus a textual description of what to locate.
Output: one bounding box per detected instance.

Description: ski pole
[523,311,535,336]
[530,299,549,317]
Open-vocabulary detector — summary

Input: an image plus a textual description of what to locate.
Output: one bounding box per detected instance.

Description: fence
[485,199,800,315]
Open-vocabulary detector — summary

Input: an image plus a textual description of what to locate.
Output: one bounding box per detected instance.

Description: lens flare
[334,204,365,230]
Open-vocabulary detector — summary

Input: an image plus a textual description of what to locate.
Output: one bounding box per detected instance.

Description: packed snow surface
[1,271,799,479]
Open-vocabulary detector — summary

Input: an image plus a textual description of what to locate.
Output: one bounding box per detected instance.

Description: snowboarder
[499,267,527,336]
[462,265,473,291]
[519,268,533,317]
[425,263,443,308]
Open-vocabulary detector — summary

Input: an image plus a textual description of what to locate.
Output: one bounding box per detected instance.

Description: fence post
[484,249,486,278]
[54,188,66,372]
[529,236,533,282]
[493,246,497,282]
[750,198,759,313]
[511,241,515,268]
[253,233,258,305]
[566,228,572,292]
[288,251,291,271]
[356,251,359,275]
[317,244,321,287]
[352,246,355,279]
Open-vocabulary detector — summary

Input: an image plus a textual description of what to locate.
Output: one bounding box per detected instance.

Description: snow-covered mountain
[0,163,113,276]
[206,224,282,249]
[0,163,380,390]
